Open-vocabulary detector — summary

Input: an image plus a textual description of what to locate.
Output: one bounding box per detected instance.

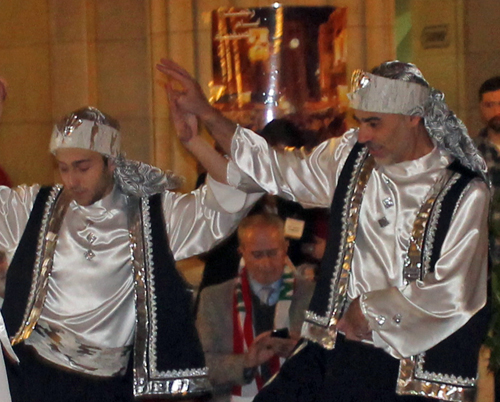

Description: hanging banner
[211,5,347,138]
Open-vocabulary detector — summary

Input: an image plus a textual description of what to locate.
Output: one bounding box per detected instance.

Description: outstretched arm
[156,58,236,155]
[164,80,228,184]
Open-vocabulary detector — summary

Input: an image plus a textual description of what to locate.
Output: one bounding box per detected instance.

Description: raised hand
[164,81,197,144]
[156,59,214,119]
[156,58,237,155]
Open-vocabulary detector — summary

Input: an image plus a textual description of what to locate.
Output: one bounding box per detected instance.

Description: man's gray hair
[237,213,285,244]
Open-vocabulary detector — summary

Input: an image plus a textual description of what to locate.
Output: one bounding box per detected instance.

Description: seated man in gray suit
[196,213,315,402]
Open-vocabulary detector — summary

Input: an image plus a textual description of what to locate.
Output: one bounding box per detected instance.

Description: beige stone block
[329,0,363,27]
[150,0,169,34]
[153,113,196,186]
[150,32,170,69]
[414,54,461,111]
[168,0,194,33]
[0,46,52,124]
[196,29,214,95]
[95,39,151,119]
[196,0,231,35]
[152,117,175,171]
[365,0,394,28]
[365,26,395,69]
[95,0,148,40]
[465,1,500,53]
[48,0,88,43]
[232,0,260,10]
[0,122,54,186]
[197,0,231,13]
[151,36,171,117]
[345,25,366,72]
[168,32,195,72]
[50,42,94,118]
[0,0,49,46]
[119,117,153,164]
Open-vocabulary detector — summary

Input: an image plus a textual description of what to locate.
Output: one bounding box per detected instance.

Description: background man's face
[480,89,500,134]
[55,147,115,206]
[239,224,289,285]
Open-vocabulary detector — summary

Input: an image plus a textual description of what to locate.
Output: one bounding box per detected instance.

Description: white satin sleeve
[361,178,489,358]
[163,175,261,261]
[228,126,356,208]
[0,185,40,262]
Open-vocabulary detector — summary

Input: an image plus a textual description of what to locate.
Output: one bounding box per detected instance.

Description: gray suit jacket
[196,275,314,402]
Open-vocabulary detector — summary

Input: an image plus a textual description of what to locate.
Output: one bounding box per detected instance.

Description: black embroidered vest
[301,144,489,402]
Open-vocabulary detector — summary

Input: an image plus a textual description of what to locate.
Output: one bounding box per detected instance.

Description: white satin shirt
[228,126,489,359]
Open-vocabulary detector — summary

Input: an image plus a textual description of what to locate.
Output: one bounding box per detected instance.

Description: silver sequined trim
[303,147,374,349]
[420,172,460,279]
[304,310,330,327]
[134,376,212,398]
[131,196,209,397]
[397,356,476,402]
[11,186,67,344]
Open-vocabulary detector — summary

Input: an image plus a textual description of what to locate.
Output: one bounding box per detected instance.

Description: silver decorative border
[131,195,210,398]
[136,376,212,398]
[450,181,473,222]
[140,196,161,375]
[12,185,63,344]
[415,353,475,386]
[421,172,460,278]
[303,148,374,349]
[397,356,476,402]
[301,321,337,350]
[129,195,149,396]
[327,150,374,326]
[304,310,330,327]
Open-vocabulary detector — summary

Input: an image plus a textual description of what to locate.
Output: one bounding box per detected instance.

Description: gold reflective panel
[211,6,347,139]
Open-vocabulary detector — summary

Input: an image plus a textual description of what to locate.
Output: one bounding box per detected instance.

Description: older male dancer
[0,106,258,402]
[158,59,490,402]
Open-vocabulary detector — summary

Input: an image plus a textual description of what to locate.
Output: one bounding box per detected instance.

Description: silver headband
[50,107,121,157]
[348,71,431,115]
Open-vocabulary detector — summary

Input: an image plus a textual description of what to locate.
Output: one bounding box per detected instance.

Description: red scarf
[231,269,285,397]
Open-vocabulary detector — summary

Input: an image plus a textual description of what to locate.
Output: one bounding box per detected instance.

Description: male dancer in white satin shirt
[158,59,490,402]
[0,105,259,402]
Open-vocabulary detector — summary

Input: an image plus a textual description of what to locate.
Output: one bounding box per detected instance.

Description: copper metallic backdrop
[211,5,348,137]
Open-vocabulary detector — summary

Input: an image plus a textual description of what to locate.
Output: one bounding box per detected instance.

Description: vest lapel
[302,143,374,349]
